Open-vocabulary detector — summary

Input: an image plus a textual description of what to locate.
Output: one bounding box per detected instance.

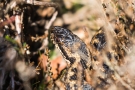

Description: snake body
[51,26,92,90]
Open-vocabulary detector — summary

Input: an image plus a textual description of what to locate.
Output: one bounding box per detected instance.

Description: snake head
[51,26,74,46]
[50,26,91,68]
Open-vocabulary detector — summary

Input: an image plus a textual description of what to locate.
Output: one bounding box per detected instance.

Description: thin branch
[26,0,59,8]
[45,11,58,30]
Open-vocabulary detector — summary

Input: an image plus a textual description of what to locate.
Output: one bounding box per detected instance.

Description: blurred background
[0,0,135,90]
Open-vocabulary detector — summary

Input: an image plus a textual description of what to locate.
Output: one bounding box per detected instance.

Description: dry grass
[0,0,135,90]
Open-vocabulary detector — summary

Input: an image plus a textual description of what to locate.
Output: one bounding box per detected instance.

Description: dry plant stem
[15,13,25,54]
[45,11,58,30]
[38,11,58,53]
[46,53,54,89]
[100,0,116,50]
[39,54,54,89]
[77,63,83,90]
[103,53,134,90]
[32,1,59,8]
[37,11,58,53]
[15,15,21,34]
[7,0,59,9]
[39,37,48,50]
[98,1,134,89]
[15,14,22,46]
[24,0,59,7]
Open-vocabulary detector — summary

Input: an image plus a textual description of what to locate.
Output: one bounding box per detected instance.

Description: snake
[50,26,130,90]
[51,26,93,90]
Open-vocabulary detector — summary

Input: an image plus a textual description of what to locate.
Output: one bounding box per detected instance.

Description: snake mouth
[50,26,57,43]
[50,27,62,44]
[50,26,65,44]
